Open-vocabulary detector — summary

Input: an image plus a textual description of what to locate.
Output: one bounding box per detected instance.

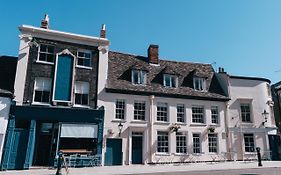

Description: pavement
[1,161,281,175]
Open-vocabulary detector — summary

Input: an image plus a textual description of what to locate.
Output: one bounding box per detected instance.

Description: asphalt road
[135,167,281,175]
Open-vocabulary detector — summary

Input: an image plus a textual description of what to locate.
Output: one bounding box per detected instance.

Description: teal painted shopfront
[0,105,104,170]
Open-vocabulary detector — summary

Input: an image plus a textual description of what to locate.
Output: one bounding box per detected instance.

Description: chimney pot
[41,14,49,29]
[100,24,106,38]
[148,44,159,64]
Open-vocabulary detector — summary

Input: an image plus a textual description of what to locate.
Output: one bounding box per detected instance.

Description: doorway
[105,138,122,166]
[131,132,143,164]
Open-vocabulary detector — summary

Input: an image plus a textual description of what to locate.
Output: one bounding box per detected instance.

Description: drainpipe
[224,101,231,159]
[148,95,155,163]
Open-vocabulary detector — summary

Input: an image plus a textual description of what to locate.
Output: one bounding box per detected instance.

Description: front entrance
[268,135,281,160]
[7,129,29,170]
[105,138,122,166]
[131,132,143,164]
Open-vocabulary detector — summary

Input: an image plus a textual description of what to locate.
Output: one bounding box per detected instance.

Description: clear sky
[1,0,281,83]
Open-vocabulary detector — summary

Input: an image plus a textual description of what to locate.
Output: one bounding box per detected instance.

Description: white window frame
[192,105,205,124]
[76,50,92,69]
[156,102,169,122]
[37,44,55,64]
[133,101,146,121]
[193,77,205,91]
[244,133,255,153]
[208,133,218,153]
[163,74,178,88]
[74,81,90,107]
[32,77,52,105]
[192,133,201,154]
[240,103,252,123]
[157,131,169,153]
[176,132,187,154]
[211,106,219,124]
[132,70,147,85]
[115,99,126,120]
[177,104,185,123]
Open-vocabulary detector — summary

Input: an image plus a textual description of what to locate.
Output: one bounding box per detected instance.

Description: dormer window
[132,70,147,85]
[193,77,205,91]
[164,74,177,88]
[77,50,91,68]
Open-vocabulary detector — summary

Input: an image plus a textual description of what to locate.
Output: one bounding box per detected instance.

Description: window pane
[41,91,50,103]
[34,91,43,102]
[40,45,47,52]
[82,94,89,105]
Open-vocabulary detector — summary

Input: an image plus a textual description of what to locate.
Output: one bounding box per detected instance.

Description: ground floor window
[176,132,187,153]
[208,133,218,153]
[193,133,201,153]
[157,131,169,153]
[244,133,255,152]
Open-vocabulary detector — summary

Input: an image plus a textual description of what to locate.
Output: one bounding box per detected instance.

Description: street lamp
[262,110,269,125]
[118,122,123,137]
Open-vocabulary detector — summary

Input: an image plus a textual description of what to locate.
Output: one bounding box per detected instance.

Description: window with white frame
[176,132,187,154]
[115,99,125,120]
[157,102,168,122]
[211,106,219,124]
[240,103,251,122]
[244,133,255,152]
[193,133,201,153]
[74,82,89,106]
[134,101,146,120]
[192,106,204,123]
[193,77,205,91]
[157,131,169,153]
[177,104,185,123]
[33,77,52,104]
[163,74,177,88]
[132,70,147,85]
[208,133,218,153]
[77,50,91,68]
[38,44,55,63]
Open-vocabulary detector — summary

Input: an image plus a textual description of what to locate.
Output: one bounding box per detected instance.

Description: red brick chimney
[100,24,106,38]
[41,14,49,29]
[148,44,159,64]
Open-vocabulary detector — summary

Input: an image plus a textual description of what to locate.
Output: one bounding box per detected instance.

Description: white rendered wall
[227,78,275,160]
[99,91,228,164]
[0,97,11,163]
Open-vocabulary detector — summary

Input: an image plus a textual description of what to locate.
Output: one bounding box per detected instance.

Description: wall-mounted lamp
[118,122,123,137]
[262,109,269,125]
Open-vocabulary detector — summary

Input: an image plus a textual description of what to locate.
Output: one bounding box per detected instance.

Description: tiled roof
[106,51,229,101]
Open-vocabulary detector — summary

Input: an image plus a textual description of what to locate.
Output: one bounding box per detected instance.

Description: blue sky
[1,0,281,83]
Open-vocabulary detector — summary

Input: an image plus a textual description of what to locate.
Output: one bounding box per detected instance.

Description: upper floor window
[163,74,177,88]
[33,77,52,104]
[115,99,125,120]
[211,106,219,124]
[244,133,255,152]
[132,70,147,85]
[38,44,55,63]
[192,106,205,124]
[77,50,91,68]
[240,103,251,122]
[157,102,168,122]
[193,77,205,91]
[74,82,89,106]
[134,101,146,120]
[177,104,185,123]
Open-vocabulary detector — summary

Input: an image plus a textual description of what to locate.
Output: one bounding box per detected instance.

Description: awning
[60,123,98,138]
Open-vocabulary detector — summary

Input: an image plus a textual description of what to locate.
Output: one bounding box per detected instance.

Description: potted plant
[208,127,215,133]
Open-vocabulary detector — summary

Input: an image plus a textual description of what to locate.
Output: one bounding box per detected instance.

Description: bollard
[56,151,63,175]
[256,147,262,167]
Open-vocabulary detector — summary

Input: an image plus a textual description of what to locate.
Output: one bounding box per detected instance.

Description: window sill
[112,119,126,123]
[155,153,170,156]
[31,102,51,106]
[192,152,205,155]
[176,122,187,126]
[76,65,92,70]
[174,153,188,156]
[35,60,54,65]
[190,123,207,127]
[209,124,220,127]
[154,122,170,125]
[131,120,147,124]
[72,104,90,109]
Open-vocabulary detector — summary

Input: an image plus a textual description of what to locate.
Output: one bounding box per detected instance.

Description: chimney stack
[100,24,106,38]
[41,14,49,29]
[148,44,159,64]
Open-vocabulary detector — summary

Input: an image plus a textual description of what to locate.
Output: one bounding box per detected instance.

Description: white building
[98,45,230,165]
[0,89,13,164]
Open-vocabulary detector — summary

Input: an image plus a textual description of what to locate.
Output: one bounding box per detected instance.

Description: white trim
[35,60,54,65]
[52,49,75,103]
[75,65,92,70]
[37,43,55,63]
